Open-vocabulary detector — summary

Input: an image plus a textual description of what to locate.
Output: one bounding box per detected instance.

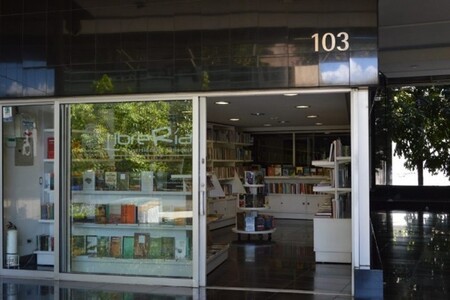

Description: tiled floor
[372,209,450,299]
[3,209,450,299]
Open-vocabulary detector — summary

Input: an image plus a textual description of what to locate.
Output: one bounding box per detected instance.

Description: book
[175,239,186,259]
[148,237,162,259]
[104,171,117,190]
[244,171,255,185]
[137,201,160,224]
[110,236,122,258]
[121,204,137,224]
[47,137,54,159]
[95,204,109,224]
[128,172,141,191]
[86,235,98,256]
[95,170,105,190]
[134,233,150,258]
[108,204,121,224]
[83,170,95,191]
[161,237,175,259]
[97,236,110,257]
[72,235,86,257]
[122,236,134,259]
[117,172,129,191]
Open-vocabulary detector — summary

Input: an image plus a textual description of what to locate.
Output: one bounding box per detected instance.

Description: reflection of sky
[2,63,55,97]
[350,57,378,85]
[320,62,349,85]
[319,57,377,86]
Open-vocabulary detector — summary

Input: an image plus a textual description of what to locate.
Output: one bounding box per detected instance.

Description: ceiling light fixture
[229,118,240,121]
[315,122,323,126]
[296,105,310,109]
[263,123,272,127]
[306,115,318,118]
[215,101,229,105]
[283,93,298,97]
[251,112,265,116]
[278,120,289,124]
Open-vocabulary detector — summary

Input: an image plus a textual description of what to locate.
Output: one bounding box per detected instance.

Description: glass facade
[0,0,378,98]
[63,100,194,277]
[2,104,55,270]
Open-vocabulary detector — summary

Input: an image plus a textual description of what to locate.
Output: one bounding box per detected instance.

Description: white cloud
[320,64,349,85]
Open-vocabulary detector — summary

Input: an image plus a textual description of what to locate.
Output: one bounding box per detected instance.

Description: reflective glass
[2,105,55,270]
[66,100,194,278]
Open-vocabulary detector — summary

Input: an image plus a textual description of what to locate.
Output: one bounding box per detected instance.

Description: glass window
[64,100,193,278]
[2,104,55,270]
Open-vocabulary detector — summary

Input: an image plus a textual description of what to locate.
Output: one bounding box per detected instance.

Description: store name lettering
[107,127,192,146]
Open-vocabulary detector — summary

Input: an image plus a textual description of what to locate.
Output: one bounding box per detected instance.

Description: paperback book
[97,236,110,257]
[134,233,150,258]
[122,236,134,259]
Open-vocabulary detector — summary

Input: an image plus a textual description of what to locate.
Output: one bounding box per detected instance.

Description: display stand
[312,139,351,263]
[232,171,276,242]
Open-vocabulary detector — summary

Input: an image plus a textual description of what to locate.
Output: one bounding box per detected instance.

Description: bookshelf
[264,176,331,220]
[35,127,55,266]
[206,123,253,230]
[232,171,276,241]
[311,139,351,263]
[70,177,194,276]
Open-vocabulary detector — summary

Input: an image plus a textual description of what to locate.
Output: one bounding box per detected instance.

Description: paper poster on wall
[15,137,34,166]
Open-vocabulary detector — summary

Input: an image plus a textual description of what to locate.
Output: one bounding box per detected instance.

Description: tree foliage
[385,86,450,183]
[70,100,193,175]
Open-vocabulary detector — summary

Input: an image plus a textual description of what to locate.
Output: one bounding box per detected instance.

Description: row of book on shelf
[72,202,192,226]
[207,147,252,161]
[265,165,326,177]
[71,171,156,192]
[236,212,274,232]
[207,127,253,144]
[265,182,321,195]
[71,233,191,260]
[37,234,54,252]
[314,195,351,219]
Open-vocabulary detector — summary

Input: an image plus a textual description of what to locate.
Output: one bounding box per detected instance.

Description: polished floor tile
[5,210,450,299]
[208,219,352,295]
[372,210,450,299]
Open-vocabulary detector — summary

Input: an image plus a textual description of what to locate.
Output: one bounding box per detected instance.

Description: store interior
[205,91,353,294]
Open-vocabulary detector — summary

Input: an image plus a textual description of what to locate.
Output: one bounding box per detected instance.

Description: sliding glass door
[60,98,200,282]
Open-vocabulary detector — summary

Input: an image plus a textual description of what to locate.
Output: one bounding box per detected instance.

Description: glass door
[60,99,199,282]
[2,104,55,271]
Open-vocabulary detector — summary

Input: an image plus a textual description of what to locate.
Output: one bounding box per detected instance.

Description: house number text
[311,32,350,52]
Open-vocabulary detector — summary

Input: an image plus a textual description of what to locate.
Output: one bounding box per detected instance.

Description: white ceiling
[206,92,351,131]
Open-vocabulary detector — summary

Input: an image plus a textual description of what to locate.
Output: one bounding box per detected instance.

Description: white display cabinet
[312,139,351,263]
[232,173,276,241]
[264,176,331,220]
[70,189,193,277]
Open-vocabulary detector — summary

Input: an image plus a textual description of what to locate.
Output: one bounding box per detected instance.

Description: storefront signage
[107,127,192,147]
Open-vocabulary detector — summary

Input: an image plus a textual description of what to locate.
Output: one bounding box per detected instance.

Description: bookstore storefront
[0,0,377,294]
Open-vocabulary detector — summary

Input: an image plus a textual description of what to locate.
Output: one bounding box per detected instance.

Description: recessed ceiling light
[215,101,229,105]
[263,123,272,127]
[251,112,265,116]
[278,120,289,124]
[283,93,298,96]
[315,122,323,126]
[296,105,310,109]
[307,115,318,118]
[229,118,240,121]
